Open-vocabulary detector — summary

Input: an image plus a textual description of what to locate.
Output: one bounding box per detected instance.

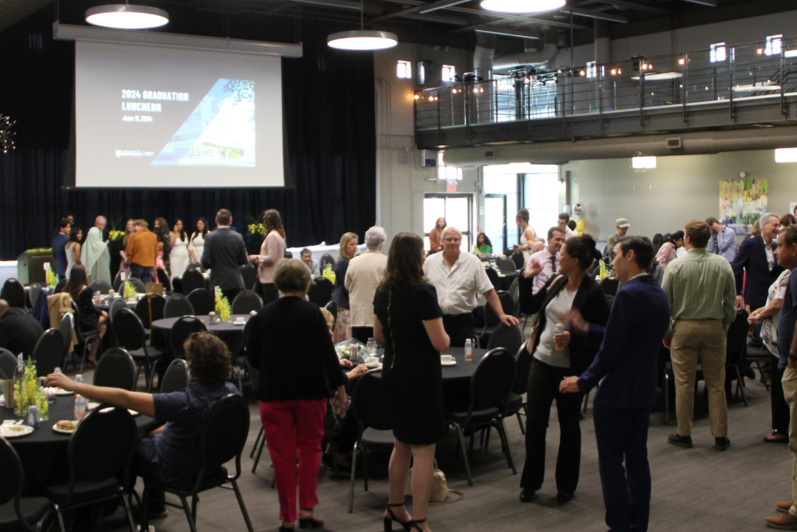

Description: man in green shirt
[662,220,736,451]
[606,218,630,262]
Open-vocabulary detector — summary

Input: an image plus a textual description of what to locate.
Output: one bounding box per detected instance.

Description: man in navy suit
[561,236,670,532]
[733,213,783,348]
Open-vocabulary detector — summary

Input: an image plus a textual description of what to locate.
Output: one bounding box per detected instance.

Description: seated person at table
[476,232,493,255]
[0,299,44,361]
[64,264,108,365]
[45,333,239,518]
[301,248,321,277]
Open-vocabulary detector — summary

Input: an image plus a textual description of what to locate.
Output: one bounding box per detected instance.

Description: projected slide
[75,41,284,188]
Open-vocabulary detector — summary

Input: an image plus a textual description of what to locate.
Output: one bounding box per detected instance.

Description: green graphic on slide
[152,79,255,167]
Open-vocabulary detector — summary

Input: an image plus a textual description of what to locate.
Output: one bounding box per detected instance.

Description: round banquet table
[150,314,251,362]
[0,396,157,494]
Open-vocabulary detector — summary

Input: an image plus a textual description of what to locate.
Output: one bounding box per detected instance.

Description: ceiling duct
[442,126,797,167]
[473,32,495,81]
[493,29,558,72]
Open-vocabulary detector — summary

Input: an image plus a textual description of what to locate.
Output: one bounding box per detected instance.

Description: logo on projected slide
[115,150,121,158]
[152,79,255,168]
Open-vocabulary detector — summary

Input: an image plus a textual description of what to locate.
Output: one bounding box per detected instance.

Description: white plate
[1,424,34,438]
[366,363,382,369]
[128,410,140,417]
[52,422,78,435]
[441,360,457,366]
[233,321,246,326]
[54,388,72,396]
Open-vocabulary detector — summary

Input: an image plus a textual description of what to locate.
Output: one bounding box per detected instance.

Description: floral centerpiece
[124,280,137,300]
[248,222,265,236]
[215,287,231,322]
[45,268,57,291]
[13,358,48,420]
[109,230,125,242]
[322,264,336,284]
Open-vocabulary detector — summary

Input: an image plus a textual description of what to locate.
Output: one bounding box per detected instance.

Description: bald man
[0,299,44,362]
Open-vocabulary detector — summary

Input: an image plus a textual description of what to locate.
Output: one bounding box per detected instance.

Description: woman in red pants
[247,259,348,531]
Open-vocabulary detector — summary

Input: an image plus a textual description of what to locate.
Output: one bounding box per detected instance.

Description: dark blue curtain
[0,7,376,260]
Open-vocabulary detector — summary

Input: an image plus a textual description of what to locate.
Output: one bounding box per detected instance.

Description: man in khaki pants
[662,220,736,451]
[766,226,797,530]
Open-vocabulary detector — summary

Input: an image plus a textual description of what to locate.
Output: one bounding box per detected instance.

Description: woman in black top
[373,232,450,532]
[64,264,108,365]
[517,235,611,503]
[332,232,358,342]
[246,259,347,532]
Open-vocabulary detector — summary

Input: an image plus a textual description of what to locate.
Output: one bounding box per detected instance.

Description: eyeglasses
[444,238,461,243]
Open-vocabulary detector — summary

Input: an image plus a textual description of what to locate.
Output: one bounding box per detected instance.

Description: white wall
[564,149,797,242]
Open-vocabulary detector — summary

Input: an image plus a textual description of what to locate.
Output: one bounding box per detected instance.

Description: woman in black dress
[64,264,108,365]
[373,232,450,532]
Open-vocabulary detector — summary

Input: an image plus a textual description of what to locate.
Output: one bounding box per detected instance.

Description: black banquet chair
[141,394,254,532]
[187,288,215,316]
[164,294,195,318]
[486,323,524,355]
[319,254,335,272]
[70,302,101,374]
[127,278,147,294]
[88,280,112,295]
[240,264,257,292]
[112,308,165,392]
[43,405,138,532]
[0,349,17,380]
[133,293,166,330]
[231,290,262,315]
[31,329,64,378]
[112,272,125,292]
[58,313,74,367]
[1,279,26,309]
[93,348,137,391]
[170,316,209,359]
[160,358,190,393]
[446,347,516,486]
[0,436,57,532]
[185,261,203,273]
[510,251,525,270]
[495,257,517,275]
[182,270,206,296]
[307,277,334,307]
[28,284,43,312]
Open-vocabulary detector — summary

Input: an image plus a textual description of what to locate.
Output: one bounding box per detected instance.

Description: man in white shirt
[423,226,519,347]
[558,213,577,240]
[300,248,321,277]
[345,226,388,343]
[525,227,566,295]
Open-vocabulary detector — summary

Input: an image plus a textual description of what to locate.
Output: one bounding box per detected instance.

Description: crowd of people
[26,205,797,532]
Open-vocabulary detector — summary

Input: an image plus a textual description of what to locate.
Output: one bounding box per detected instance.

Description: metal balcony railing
[415,37,797,131]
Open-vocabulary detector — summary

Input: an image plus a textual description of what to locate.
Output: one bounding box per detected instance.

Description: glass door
[483,194,507,255]
[423,194,473,252]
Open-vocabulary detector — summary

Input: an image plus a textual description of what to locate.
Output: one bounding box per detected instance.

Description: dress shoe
[714,437,731,451]
[557,492,574,503]
[667,434,693,448]
[777,501,794,514]
[766,512,797,529]
[519,489,536,503]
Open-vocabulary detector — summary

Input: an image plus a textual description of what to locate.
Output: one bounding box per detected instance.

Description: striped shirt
[661,247,737,330]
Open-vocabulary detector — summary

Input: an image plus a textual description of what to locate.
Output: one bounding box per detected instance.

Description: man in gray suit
[201,209,249,303]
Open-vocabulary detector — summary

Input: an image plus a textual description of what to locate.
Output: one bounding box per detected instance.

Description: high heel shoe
[298,508,324,529]
[384,503,413,532]
[411,518,427,532]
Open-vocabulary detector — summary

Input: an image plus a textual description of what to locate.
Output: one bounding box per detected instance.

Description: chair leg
[348,441,359,513]
[582,391,589,414]
[231,479,255,532]
[191,494,198,521]
[54,506,66,532]
[483,427,492,452]
[664,374,670,425]
[252,435,266,474]
[250,427,263,458]
[453,423,473,486]
[363,447,369,492]
[178,494,198,532]
[121,492,137,532]
[735,366,748,406]
[496,418,517,474]
[516,411,526,435]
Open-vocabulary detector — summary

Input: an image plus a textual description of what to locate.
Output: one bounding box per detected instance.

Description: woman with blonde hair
[249,209,287,304]
[332,232,358,342]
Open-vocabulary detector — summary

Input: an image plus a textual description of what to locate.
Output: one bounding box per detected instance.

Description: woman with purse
[517,235,611,504]
[373,232,450,532]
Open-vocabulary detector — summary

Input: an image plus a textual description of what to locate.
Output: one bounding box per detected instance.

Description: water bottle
[74,374,83,401]
[555,323,565,351]
[74,393,86,420]
[464,338,473,362]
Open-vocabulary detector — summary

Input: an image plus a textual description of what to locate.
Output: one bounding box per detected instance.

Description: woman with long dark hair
[518,235,611,503]
[64,264,108,365]
[188,217,209,263]
[428,217,446,253]
[249,209,287,304]
[374,232,450,532]
[65,227,83,280]
[476,232,493,254]
[169,219,190,280]
[655,230,684,267]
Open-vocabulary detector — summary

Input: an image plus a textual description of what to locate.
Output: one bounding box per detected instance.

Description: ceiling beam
[474,25,542,39]
[681,0,716,5]
[585,0,674,15]
[564,6,628,22]
[368,0,470,23]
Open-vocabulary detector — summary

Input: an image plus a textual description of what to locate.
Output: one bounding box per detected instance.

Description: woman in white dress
[188,217,208,263]
[514,208,538,258]
[169,219,191,281]
[65,227,82,280]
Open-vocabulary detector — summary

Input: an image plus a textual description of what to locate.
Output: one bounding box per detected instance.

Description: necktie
[713,234,719,254]
[551,254,557,273]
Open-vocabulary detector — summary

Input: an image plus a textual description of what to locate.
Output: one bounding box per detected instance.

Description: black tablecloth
[150,314,250,362]
[0,397,156,494]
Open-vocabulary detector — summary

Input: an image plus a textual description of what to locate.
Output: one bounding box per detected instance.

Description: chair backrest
[32,329,64,377]
[59,313,74,356]
[93,348,137,390]
[240,264,257,291]
[28,283,42,310]
[319,254,335,272]
[128,278,147,293]
[196,394,249,486]
[508,279,520,316]
[497,290,515,315]
[0,436,24,509]
[512,343,531,395]
[88,280,112,295]
[109,298,128,318]
[182,269,206,295]
[485,267,499,290]
[307,277,334,307]
[164,294,195,318]
[726,309,750,366]
[53,279,67,294]
[134,293,166,328]
[0,348,17,378]
[495,257,517,275]
[351,369,393,431]
[156,269,172,292]
[113,272,124,292]
[470,348,515,413]
[69,405,137,483]
[112,308,147,351]
[510,251,525,270]
[185,261,203,273]
[187,288,215,315]
[170,316,209,358]
[69,301,88,343]
[160,358,190,393]
[487,323,524,354]
[231,290,262,314]
[1,279,25,308]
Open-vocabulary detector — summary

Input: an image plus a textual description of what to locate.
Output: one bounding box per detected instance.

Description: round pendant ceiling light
[85,4,169,30]
[327,30,398,50]
[480,0,565,14]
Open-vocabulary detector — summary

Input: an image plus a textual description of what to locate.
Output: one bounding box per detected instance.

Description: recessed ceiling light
[85,4,169,30]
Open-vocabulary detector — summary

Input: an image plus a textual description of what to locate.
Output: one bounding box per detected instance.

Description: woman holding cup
[517,235,611,504]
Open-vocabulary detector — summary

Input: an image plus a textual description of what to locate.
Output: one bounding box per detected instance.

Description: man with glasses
[423,226,519,347]
[525,227,566,296]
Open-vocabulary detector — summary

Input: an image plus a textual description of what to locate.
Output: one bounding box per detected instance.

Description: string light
[0,115,16,154]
